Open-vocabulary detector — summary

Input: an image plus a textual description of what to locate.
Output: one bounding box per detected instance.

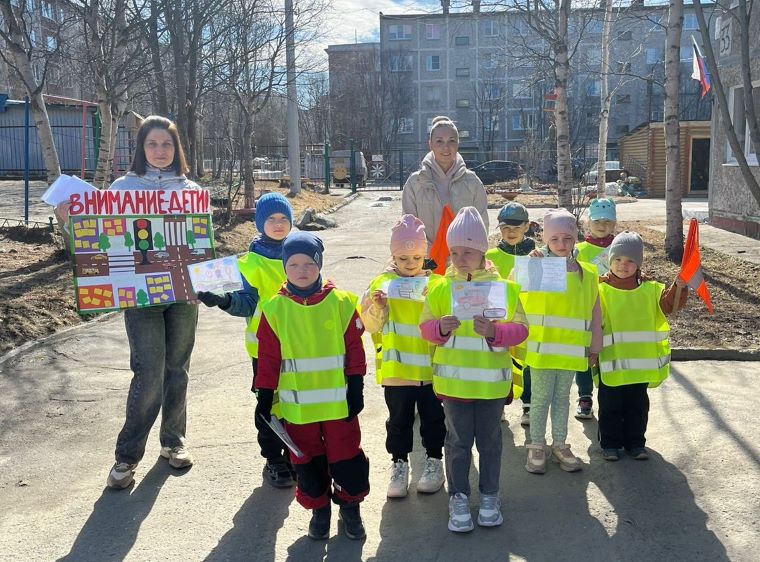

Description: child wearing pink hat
[419,207,528,533]
[361,214,447,499]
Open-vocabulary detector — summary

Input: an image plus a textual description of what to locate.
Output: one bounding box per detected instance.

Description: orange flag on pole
[678,218,713,314]
[429,204,455,275]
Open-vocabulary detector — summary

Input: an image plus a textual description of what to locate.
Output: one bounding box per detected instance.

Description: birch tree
[664,0,684,261]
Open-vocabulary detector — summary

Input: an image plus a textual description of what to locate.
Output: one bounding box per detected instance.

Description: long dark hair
[130,115,189,176]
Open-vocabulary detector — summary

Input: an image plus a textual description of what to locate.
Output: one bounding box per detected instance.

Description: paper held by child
[187,255,244,295]
[451,281,508,320]
[381,277,428,302]
[41,174,96,207]
[259,415,304,458]
[590,247,611,275]
[512,256,568,293]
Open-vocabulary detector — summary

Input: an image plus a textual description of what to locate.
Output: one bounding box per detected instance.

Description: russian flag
[691,36,711,99]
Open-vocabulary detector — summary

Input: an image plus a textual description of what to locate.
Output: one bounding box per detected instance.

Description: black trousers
[598,380,649,450]
[251,358,288,463]
[384,384,446,461]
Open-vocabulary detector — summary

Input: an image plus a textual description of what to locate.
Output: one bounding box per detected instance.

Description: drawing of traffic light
[133,219,153,265]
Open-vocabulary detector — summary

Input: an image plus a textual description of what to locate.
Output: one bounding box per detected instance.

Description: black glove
[346,377,364,420]
[196,291,231,309]
[255,388,274,422]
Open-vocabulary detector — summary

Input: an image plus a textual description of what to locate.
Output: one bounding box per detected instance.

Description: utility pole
[285,0,301,195]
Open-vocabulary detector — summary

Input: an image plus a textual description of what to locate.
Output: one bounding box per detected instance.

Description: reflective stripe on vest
[526,340,587,358]
[383,320,421,339]
[382,348,432,368]
[598,281,670,388]
[239,253,286,358]
[262,288,357,424]
[426,277,520,399]
[526,314,590,332]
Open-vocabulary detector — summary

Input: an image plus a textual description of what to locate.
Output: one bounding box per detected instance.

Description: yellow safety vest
[238,252,286,358]
[368,273,442,384]
[522,262,598,372]
[426,278,520,399]
[575,241,610,275]
[485,248,516,280]
[262,288,358,425]
[597,282,670,388]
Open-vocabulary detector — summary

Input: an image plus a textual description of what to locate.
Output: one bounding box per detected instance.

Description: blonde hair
[429,115,459,141]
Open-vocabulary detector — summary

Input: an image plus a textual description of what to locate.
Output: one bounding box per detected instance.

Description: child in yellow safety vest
[573,197,617,421]
[486,201,536,426]
[419,206,528,533]
[196,192,295,488]
[361,214,446,499]
[255,232,370,541]
[523,209,602,475]
[597,231,687,461]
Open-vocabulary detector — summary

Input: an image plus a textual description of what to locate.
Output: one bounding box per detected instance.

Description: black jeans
[384,385,446,461]
[598,380,649,450]
[252,358,288,463]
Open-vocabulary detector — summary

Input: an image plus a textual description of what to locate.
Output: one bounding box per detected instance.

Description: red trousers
[285,417,370,509]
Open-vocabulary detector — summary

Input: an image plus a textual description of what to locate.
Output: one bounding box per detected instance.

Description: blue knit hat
[255,192,293,233]
[282,231,324,269]
[589,198,617,221]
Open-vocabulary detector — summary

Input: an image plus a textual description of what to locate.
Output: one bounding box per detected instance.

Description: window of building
[617,61,631,73]
[617,30,632,41]
[586,47,601,66]
[425,85,442,105]
[42,1,55,20]
[726,84,760,165]
[426,23,441,40]
[646,48,662,65]
[683,14,698,31]
[455,67,470,78]
[680,46,692,62]
[389,24,412,41]
[456,98,471,108]
[459,130,471,138]
[485,115,500,131]
[398,117,414,134]
[512,80,531,99]
[454,36,470,47]
[29,29,37,46]
[45,35,57,51]
[482,53,498,70]
[511,113,535,130]
[483,82,502,101]
[615,125,630,135]
[586,80,601,96]
[650,109,664,121]
[616,94,631,104]
[389,55,413,72]
[426,55,441,71]
[483,20,498,37]
[587,19,603,34]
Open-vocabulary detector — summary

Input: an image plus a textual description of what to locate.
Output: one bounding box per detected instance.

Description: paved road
[0,193,757,561]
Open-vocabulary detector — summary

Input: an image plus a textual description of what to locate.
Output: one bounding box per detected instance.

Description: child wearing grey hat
[596,231,687,461]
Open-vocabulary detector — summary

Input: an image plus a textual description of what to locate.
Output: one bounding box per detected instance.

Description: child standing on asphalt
[255,232,370,541]
[197,192,295,488]
[420,207,528,533]
[597,232,687,461]
[361,214,447,499]
[573,198,617,421]
[486,201,536,426]
[523,209,602,475]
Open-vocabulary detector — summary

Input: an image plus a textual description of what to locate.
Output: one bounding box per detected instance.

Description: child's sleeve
[489,299,528,348]
[419,298,450,344]
[659,282,689,315]
[359,288,388,334]
[589,295,603,354]
[222,276,260,317]
[254,312,282,390]
[344,310,367,377]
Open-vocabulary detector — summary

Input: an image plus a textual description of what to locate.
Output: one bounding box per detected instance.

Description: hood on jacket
[109,166,199,191]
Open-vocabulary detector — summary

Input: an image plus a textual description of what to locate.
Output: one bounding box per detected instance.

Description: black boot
[263,460,295,488]
[308,504,331,540]
[339,504,366,540]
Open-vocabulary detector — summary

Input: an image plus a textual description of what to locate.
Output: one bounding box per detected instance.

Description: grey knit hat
[608,231,644,268]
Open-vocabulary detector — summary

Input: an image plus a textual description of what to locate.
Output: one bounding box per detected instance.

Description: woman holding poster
[55,116,202,489]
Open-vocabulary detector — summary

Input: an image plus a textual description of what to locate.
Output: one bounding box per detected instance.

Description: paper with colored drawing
[187,255,244,295]
[451,281,507,320]
[590,247,611,274]
[512,256,567,292]
[381,277,428,302]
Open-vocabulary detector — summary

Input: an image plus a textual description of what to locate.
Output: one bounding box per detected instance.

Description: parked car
[582,160,628,185]
[469,160,524,185]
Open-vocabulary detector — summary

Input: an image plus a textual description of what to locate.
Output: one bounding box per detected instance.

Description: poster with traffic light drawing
[68,189,214,313]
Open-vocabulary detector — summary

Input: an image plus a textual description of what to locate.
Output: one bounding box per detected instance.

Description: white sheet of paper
[512,256,568,292]
[41,174,96,207]
[451,281,507,320]
[187,255,244,295]
[590,247,611,274]
[260,415,304,458]
[381,277,428,302]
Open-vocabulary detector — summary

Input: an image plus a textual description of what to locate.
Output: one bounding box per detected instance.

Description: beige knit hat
[446,206,488,253]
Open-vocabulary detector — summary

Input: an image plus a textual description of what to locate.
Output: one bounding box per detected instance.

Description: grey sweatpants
[443,398,504,497]
[529,368,574,445]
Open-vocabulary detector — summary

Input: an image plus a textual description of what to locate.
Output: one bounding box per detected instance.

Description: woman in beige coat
[401,116,489,252]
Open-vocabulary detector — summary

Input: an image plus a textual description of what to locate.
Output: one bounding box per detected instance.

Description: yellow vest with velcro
[262,288,358,425]
[576,241,610,275]
[368,273,442,384]
[597,282,670,388]
[485,248,516,279]
[426,279,520,399]
[523,261,598,372]
[238,252,286,358]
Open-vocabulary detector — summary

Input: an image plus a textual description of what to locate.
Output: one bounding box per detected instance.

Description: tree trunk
[149,0,169,115]
[94,88,114,187]
[596,0,613,194]
[167,1,191,159]
[554,0,573,210]
[195,101,204,178]
[242,104,256,208]
[664,0,684,262]
[30,92,62,183]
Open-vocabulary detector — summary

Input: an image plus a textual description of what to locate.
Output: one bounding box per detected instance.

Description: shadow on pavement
[204,484,293,562]
[284,515,367,561]
[57,458,171,562]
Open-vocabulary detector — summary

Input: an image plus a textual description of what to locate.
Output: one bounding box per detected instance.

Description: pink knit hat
[542,208,577,240]
[391,214,427,256]
[446,206,488,253]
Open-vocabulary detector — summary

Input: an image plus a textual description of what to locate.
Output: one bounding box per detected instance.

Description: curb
[671,348,760,361]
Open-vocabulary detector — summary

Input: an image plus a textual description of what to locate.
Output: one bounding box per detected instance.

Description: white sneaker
[551,443,582,472]
[386,460,409,498]
[107,462,136,489]
[160,446,193,469]
[525,443,546,474]
[416,457,445,494]
[477,493,503,527]
[448,493,474,533]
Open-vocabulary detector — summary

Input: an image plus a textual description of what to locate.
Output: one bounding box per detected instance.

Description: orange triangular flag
[429,204,455,275]
[678,218,713,314]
